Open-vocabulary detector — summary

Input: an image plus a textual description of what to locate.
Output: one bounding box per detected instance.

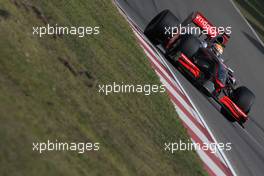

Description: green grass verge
[0,0,207,175]
[234,0,264,41]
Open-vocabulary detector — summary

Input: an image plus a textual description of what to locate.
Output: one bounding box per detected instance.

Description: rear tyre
[231,86,255,114]
[178,35,200,58]
[144,9,180,45]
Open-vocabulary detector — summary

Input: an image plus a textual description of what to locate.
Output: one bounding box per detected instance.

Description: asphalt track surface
[116,0,264,175]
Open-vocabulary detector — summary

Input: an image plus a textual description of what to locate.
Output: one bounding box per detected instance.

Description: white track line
[229,0,264,47]
[141,46,202,124]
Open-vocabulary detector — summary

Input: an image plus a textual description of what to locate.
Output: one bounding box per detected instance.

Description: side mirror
[227,67,234,74]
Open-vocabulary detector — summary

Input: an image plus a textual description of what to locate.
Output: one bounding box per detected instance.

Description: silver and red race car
[144,10,255,124]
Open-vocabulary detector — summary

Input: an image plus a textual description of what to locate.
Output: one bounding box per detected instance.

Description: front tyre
[178,35,200,58]
[231,86,255,114]
[144,9,180,45]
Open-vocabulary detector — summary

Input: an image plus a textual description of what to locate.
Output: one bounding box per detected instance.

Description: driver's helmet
[212,43,224,56]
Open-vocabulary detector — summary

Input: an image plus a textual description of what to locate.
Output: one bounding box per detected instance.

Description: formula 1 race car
[144,10,255,124]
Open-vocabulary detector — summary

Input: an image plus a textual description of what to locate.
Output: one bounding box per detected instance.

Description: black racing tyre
[144,9,180,45]
[181,12,195,26]
[231,86,255,114]
[178,35,200,58]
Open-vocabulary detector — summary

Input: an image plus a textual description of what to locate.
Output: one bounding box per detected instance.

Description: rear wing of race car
[187,11,231,47]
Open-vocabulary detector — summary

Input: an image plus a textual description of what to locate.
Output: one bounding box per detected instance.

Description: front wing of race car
[176,53,248,123]
[219,96,248,122]
[178,53,201,78]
